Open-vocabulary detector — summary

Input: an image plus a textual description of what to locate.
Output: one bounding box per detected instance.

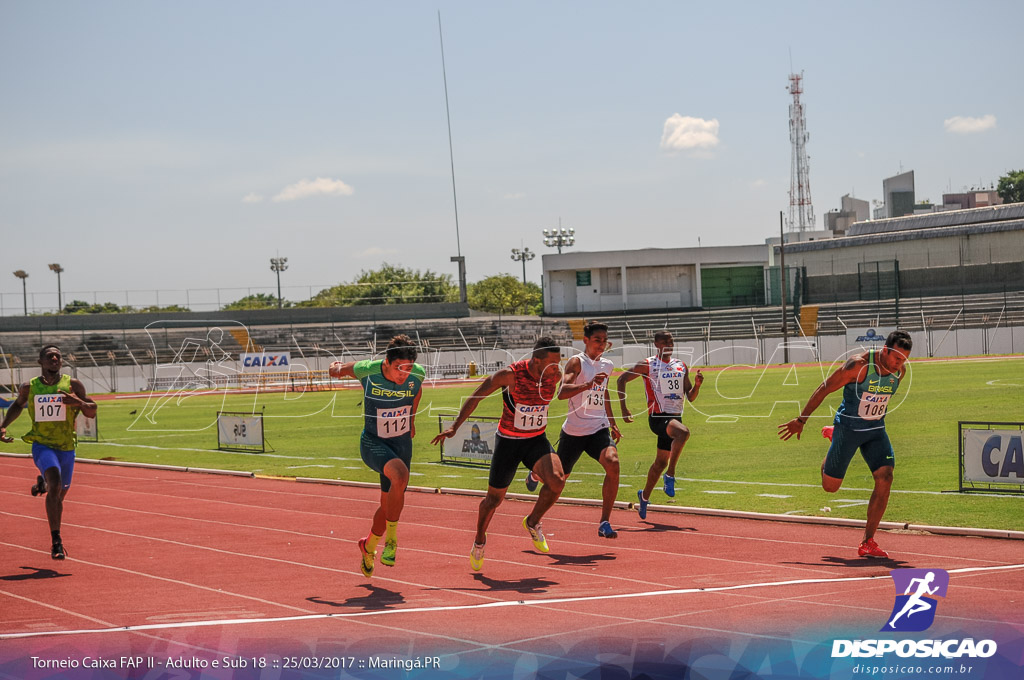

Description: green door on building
[700,266,765,308]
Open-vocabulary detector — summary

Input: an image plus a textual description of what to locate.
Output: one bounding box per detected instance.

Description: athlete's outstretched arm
[0,382,30,443]
[328,361,358,380]
[777,355,865,441]
[684,368,703,402]
[557,356,607,400]
[431,369,513,445]
[615,360,648,423]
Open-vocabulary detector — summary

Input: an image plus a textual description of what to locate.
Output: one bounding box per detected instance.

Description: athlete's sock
[364,532,382,553]
[385,521,398,542]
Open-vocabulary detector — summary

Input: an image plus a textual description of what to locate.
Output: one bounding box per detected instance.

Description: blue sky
[1,1,1020,310]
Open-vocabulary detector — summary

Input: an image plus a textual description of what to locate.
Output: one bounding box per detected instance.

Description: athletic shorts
[359,431,412,493]
[31,442,75,489]
[648,413,683,451]
[488,433,554,490]
[556,428,615,475]
[822,425,895,479]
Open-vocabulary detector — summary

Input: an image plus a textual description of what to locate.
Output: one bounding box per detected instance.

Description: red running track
[1,456,1022,676]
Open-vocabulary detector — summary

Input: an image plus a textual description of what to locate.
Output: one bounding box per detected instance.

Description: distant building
[883,171,915,218]
[824,194,870,234]
[941,190,1003,210]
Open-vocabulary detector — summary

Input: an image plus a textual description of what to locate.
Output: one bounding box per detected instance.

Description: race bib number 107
[34,395,65,422]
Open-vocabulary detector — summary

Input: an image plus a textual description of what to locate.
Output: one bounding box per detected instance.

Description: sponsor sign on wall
[846,328,892,346]
[963,428,1024,484]
[440,419,498,463]
[239,352,291,371]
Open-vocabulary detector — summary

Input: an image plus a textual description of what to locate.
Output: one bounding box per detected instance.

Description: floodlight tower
[787,71,814,232]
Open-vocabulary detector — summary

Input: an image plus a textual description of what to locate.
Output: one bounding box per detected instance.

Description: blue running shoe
[636,490,649,520]
[598,521,618,538]
[663,474,676,497]
[525,471,539,492]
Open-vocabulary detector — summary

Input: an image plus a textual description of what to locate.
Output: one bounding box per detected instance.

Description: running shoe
[381,539,397,567]
[357,538,375,577]
[525,471,539,492]
[470,541,485,571]
[858,538,889,559]
[31,475,45,497]
[522,516,549,553]
[597,521,618,538]
[51,540,67,561]
[663,474,676,497]
[636,489,649,520]
[822,426,834,442]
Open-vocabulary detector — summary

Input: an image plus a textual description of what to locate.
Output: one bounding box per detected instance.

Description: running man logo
[881,569,950,632]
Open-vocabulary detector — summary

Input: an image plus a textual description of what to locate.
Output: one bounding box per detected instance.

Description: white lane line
[702,490,736,495]
[0,540,314,616]
[757,494,792,499]
[4,563,1020,642]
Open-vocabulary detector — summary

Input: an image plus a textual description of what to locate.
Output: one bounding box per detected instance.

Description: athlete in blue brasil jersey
[778,330,912,559]
[330,335,425,578]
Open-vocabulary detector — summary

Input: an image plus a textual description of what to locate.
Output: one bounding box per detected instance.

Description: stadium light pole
[510,247,535,286]
[542,221,575,255]
[270,257,288,309]
[13,270,28,316]
[48,263,64,314]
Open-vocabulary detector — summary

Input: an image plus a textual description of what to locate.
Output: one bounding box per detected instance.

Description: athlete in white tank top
[563,351,616,436]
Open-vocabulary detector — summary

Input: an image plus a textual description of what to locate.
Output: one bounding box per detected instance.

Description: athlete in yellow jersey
[1,345,97,559]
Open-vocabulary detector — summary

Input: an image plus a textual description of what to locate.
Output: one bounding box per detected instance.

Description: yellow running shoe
[522,516,549,553]
[381,539,397,567]
[470,541,485,571]
[358,538,375,578]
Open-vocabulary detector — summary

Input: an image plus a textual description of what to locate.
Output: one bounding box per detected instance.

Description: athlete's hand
[591,372,609,386]
[777,418,805,441]
[693,370,703,387]
[621,407,634,424]
[431,427,456,446]
[328,361,344,379]
[0,427,12,443]
[610,422,621,443]
[58,390,85,409]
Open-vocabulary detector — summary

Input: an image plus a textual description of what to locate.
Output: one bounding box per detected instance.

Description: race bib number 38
[658,370,685,396]
[34,395,66,422]
[377,406,411,438]
[858,393,890,420]
[515,404,548,431]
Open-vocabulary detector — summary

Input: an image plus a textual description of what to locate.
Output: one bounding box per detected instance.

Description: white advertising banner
[963,428,1024,483]
[239,352,292,371]
[441,419,498,463]
[217,413,264,450]
[75,412,98,442]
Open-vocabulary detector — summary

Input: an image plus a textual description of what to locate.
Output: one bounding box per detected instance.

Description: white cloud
[241,192,264,203]
[944,115,996,134]
[272,177,354,202]
[751,179,766,188]
[660,114,720,152]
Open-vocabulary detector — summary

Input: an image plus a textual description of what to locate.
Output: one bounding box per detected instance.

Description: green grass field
[4,357,1023,530]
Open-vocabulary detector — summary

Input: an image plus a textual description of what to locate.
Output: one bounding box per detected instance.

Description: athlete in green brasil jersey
[1,345,97,560]
[329,335,425,578]
[778,330,912,559]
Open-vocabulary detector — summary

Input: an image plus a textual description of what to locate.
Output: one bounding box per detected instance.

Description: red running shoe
[822,426,834,442]
[858,538,889,558]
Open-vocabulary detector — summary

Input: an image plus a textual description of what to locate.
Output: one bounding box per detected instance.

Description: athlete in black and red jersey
[433,337,602,571]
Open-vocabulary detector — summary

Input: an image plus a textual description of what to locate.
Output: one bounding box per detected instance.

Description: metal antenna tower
[787,71,814,231]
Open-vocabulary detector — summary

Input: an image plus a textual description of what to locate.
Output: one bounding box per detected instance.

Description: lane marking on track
[3,563,1020,642]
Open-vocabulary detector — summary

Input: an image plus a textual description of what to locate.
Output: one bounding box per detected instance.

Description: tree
[996,169,1024,204]
[468,274,542,315]
[301,263,458,307]
[222,293,289,310]
[62,300,124,314]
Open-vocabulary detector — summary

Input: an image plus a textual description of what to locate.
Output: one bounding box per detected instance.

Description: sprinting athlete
[889,571,939,628]
[778,330,912,558]
[433,337,591,571]
[616,330,702,519]
[528,322,621,538]
[330,335,424,578]
[0,345,97,560]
